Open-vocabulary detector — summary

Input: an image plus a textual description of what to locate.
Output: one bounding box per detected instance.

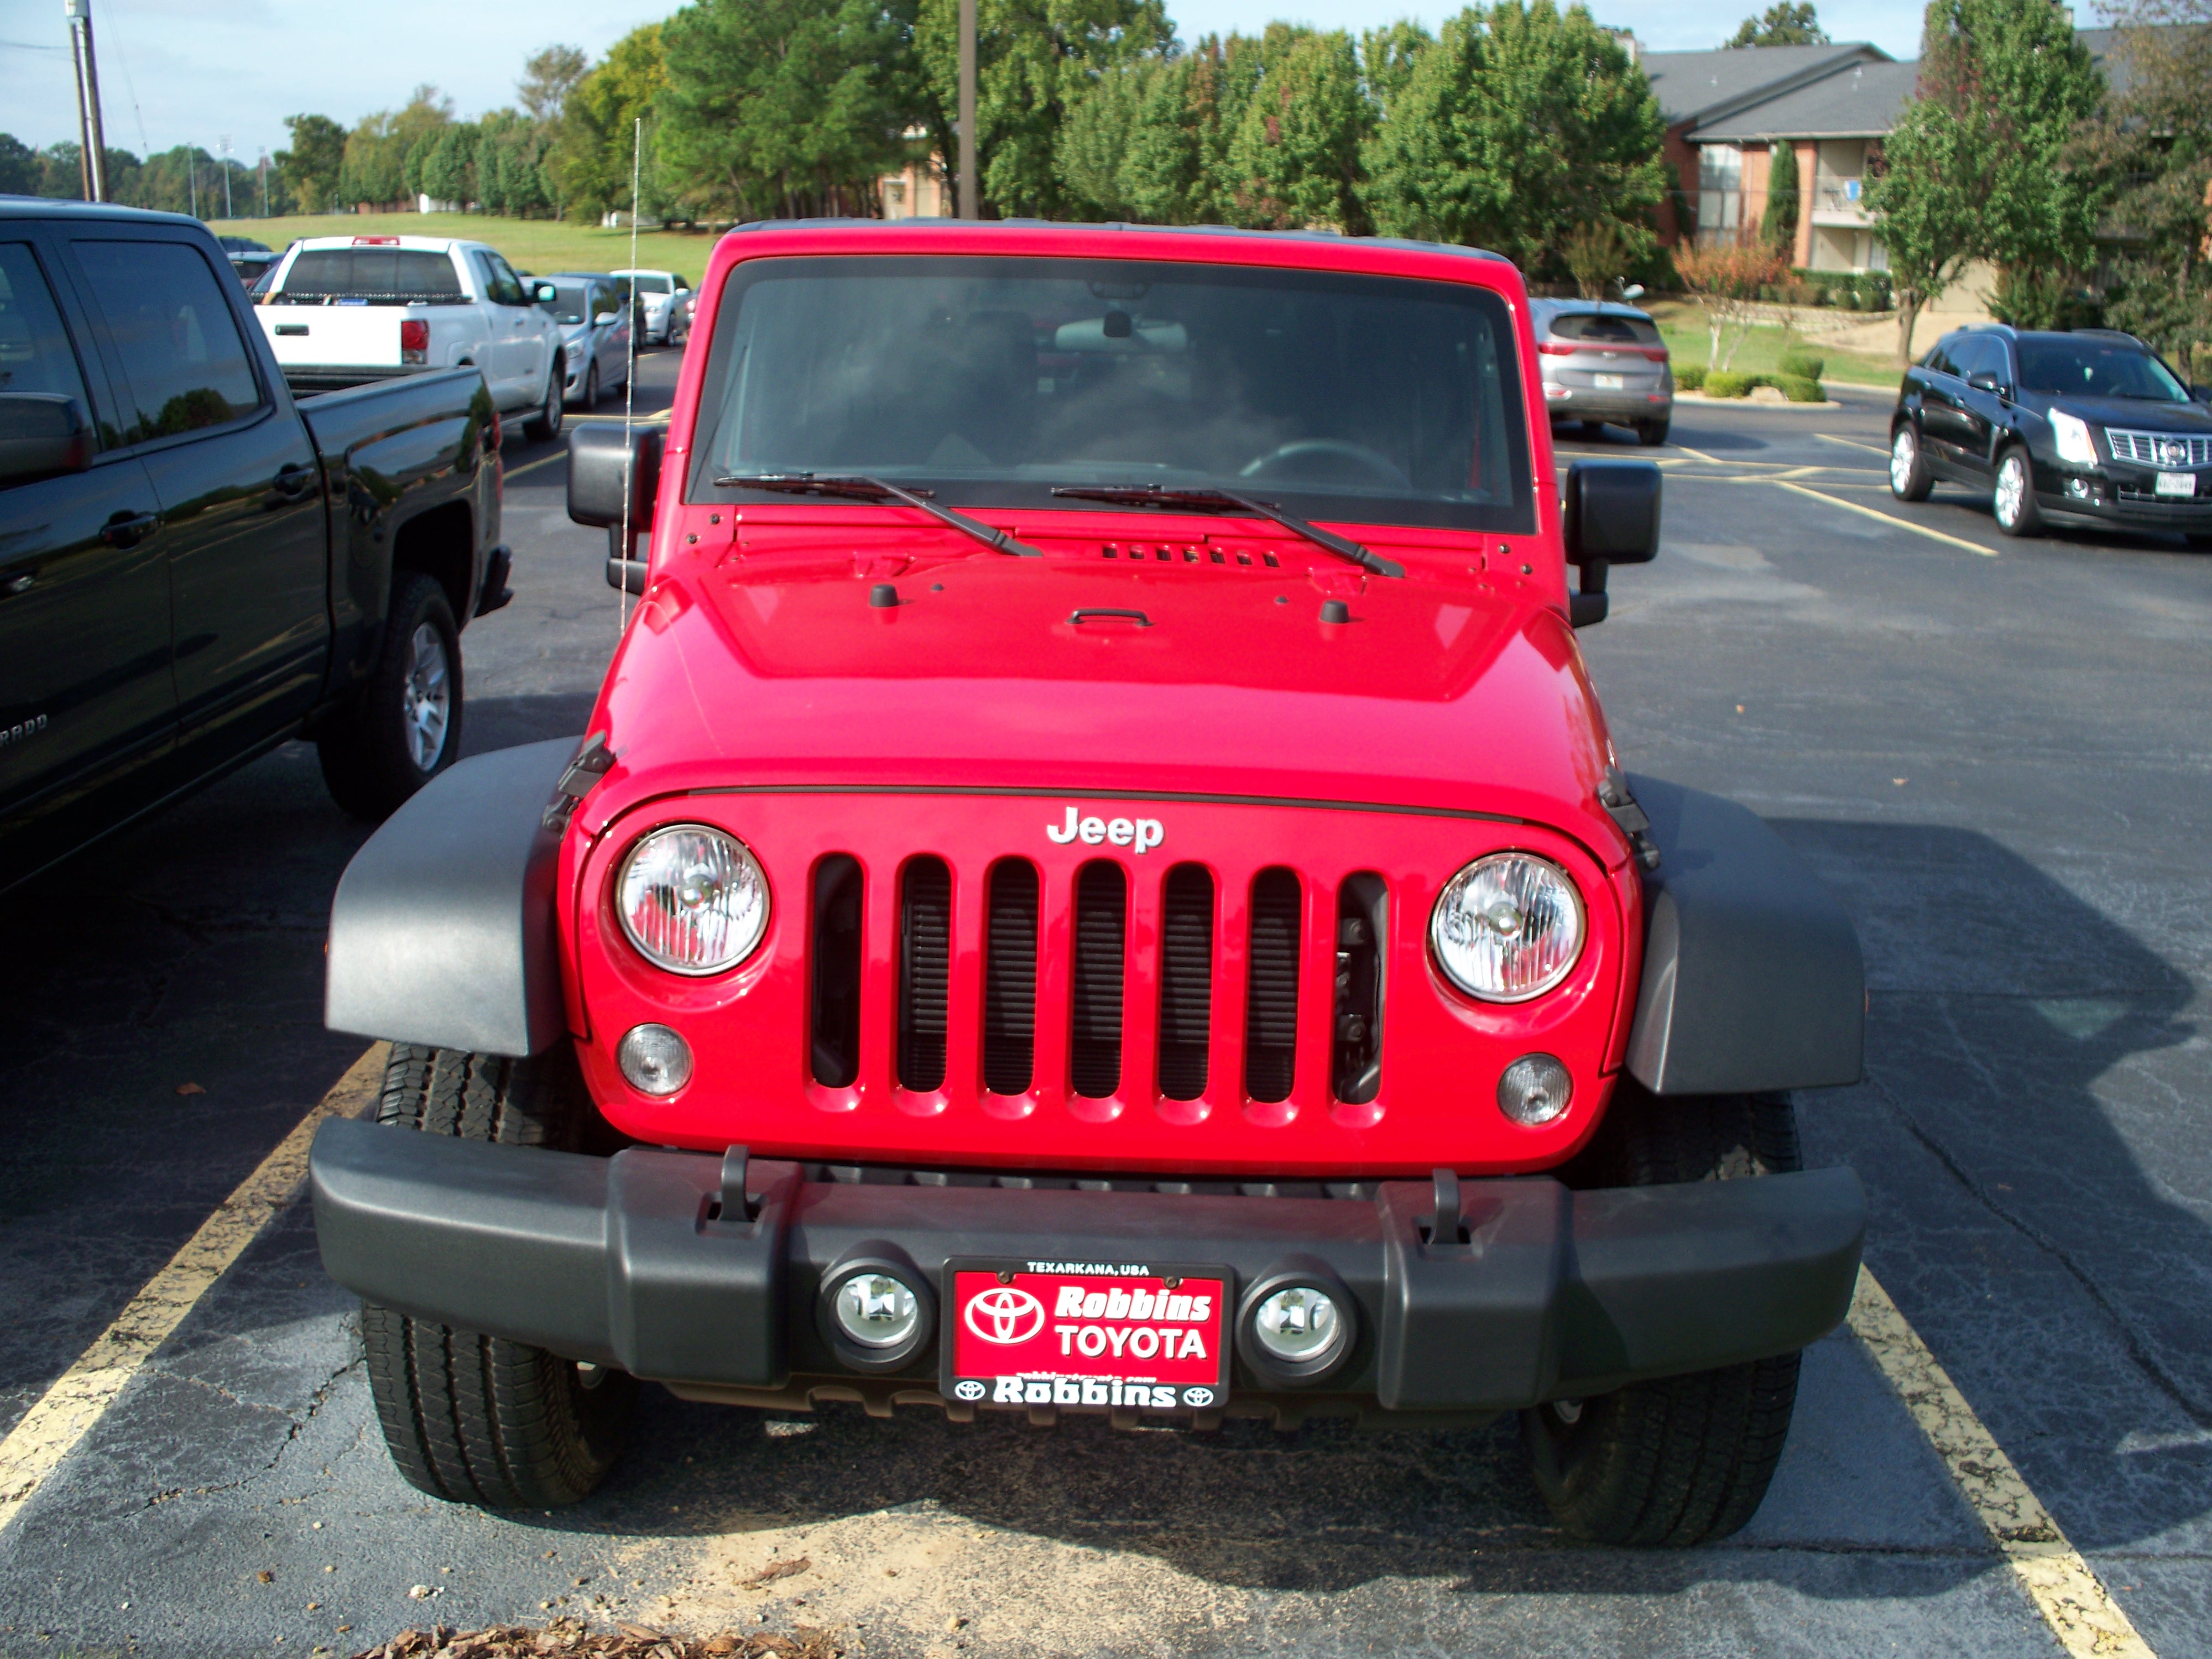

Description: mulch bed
[351,1618,841,1659]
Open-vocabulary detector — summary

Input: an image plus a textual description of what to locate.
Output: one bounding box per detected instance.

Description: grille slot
[808,855,863,1088]
[1156,864,1215,1100]
[1332,873,1387,1104]
[1069,862,1126,1098]
[897,858,952,1091]
[983,860,1039,1094]
[2105,429,2212,467]
[1244,868,1302,1102]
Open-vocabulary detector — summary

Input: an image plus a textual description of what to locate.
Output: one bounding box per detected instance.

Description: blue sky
[1,0,1931,174]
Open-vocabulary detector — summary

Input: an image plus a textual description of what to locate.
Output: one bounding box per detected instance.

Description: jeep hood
[583,533,1624,854]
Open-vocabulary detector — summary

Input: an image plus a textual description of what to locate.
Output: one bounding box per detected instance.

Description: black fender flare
[1623,775,1864,1095]
[324,738,575,1057]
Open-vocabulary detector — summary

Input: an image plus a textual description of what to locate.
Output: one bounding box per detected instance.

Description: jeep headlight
[2050,409,2098,467]
[617,825,769,975]
[1430,853,1585,1003]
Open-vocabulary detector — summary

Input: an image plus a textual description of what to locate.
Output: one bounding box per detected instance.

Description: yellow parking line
[0,1044,387,1536]
[1818,431,1893,457]
[1851,1270,2154,1657]
[505,452,567,482]
[1764,478,2000,557]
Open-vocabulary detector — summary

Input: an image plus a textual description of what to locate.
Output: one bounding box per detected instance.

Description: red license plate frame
[941,1258,1232,1413]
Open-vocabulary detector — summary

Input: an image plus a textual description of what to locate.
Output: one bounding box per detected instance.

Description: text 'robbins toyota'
[309,219,1867,1547]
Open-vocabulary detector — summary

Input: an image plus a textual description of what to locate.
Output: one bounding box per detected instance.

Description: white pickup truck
[255,236,569,440]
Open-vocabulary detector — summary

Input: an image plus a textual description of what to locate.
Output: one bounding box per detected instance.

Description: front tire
[1637,419,1670,448]
[523,354,564,442]
[361,1042,636,1508]
[1890,424,1933,501]
[1520,1087,1805,1546]
[582,360,599,408]
[316,572,462,821]
[1992,447,2042,536]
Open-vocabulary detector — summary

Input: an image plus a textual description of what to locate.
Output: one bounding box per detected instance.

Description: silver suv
[1532,299,1672,447]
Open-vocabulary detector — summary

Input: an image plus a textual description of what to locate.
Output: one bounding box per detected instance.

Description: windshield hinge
[543,732,615,831]
[1598,768,1660,871]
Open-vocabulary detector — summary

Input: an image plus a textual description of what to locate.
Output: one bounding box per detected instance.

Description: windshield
[687,255,1533,533]
[540,283,591,326]
[2017,339,2188,401]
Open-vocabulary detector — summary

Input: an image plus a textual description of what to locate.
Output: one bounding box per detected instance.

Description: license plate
[1593,373,1625,390]
[943,1259,1230,1413]
[2156,471,2197,498]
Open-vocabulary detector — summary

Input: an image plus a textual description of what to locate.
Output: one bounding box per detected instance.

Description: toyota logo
[952,1379,986,1401]
[964,1286,1046,1344]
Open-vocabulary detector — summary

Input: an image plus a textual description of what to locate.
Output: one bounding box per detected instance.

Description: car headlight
[617,824,769,975]
[1430,852,1585,1003]
[2050,409,2098,467]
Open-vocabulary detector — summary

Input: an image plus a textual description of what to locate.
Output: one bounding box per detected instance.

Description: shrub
[1777,374,1824,402]
[1779,348,1825,380]
[1704,371,1756,397]
[1673,363,1707,392]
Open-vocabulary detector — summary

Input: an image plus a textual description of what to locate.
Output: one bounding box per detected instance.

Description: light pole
[217,134,233,220]
[957,0,977,219]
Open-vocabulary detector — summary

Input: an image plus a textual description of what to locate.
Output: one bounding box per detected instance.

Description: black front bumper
[310,1118,1864,1418]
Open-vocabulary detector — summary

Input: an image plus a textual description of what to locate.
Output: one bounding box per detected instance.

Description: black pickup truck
[0,200,510,888]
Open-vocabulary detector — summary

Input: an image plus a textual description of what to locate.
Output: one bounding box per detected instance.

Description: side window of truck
[477,252,525,307]
[71,239,263,446]
[0,243,97,474]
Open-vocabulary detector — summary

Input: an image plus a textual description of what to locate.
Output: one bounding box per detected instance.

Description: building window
[1698,145,1743,244]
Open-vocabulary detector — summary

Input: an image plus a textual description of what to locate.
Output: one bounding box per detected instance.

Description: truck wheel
[1520,1086,1804,1546]
[523,355,564,442]
[1890,424,1933,501]
[359,1041,636,1508]
[1992,447,2042,537]
[316,572,463,822]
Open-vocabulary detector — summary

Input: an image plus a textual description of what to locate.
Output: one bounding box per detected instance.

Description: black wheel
[1521,1086,1805,1546]
[1637,419,1670,448]
[523,354,564,442]
[1992,446,2042,536]
[2188,533,2212,550]
[316,572,462,821]
[1889,424,1933,502]
[582,360,599,408]
[361,1042,636,1508]
[1580,419,1606,437]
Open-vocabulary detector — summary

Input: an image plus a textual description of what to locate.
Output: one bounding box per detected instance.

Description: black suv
[1890,325,2212,541]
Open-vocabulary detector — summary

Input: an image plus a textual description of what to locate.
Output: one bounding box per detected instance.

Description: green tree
[0,134,40,197]
[340,87,453,209]
[916,0,1171,218]
[1763,140,1799,251]
[2084,0,2212,364]
[1220,28,1371,231]
[476,108,555,217]
[1726,3,1828,46]
[1363,1,1666,278]
[659,0,916,220]
[1864,0,2105,362]
[279,114,347,215]
[422,124,479,207]
[558,25,669,222]
[519,45,591,124]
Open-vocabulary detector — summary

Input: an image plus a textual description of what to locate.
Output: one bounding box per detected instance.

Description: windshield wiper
[1047,485,1402,577]
[716,472,1040,558]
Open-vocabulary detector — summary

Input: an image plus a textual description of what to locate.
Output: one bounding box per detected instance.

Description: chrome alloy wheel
[401,622,452,772]
[1994,452,2028,530]
[1891,427,1918,493]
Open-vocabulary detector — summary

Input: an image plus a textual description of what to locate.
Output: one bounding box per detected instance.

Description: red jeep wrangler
[310,222,1865,1546]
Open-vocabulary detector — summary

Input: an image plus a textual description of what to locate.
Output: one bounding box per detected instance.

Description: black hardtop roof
[1950,324,2153,350]
[0,195,204,229]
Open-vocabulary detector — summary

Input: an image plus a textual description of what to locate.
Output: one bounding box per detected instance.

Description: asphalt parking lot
[1,362,2209,1658]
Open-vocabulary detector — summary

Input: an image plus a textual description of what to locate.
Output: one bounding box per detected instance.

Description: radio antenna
[619,116,641,634]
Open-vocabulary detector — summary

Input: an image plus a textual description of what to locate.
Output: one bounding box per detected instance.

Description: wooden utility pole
[957,0,977,218]
[67,11,93,200]
[65,0,110,202]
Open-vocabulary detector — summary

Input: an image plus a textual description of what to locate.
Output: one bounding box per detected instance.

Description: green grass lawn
[208,212,721,279]
[1643,300,1903,389]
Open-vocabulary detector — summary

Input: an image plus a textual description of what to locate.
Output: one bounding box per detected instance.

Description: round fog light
[1253,1286,1345,1366]
[1498,1053,1572,1125]
[832,1272,922,1350]
[618,1023,693,1095]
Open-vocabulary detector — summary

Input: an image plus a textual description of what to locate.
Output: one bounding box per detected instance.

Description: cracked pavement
[0,371,2208,1656]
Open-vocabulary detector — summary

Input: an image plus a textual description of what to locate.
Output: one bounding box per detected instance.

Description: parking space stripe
[0,1044,387,1537]
[1850,1269,2156,1658]
[504,452,568,482]
[1758,477,2001,557]
[1818,431,1893,457]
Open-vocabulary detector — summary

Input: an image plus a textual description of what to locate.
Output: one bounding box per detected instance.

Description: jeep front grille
[807,851,1391,1108]
[2105,429,2212,467]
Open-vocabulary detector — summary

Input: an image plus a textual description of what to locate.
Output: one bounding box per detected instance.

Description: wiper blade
[1050,484,1404,578]
[716,472,1040,558]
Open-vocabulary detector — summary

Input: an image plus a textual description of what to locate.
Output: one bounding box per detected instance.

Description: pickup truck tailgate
[259,308,409,389]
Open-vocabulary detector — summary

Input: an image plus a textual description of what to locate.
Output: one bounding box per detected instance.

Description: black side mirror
[1968,371,2001,394]
[2193,384,2211,404]
[567,424,661,592]
[0,394,94,487]
[1562,459,1661,628]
